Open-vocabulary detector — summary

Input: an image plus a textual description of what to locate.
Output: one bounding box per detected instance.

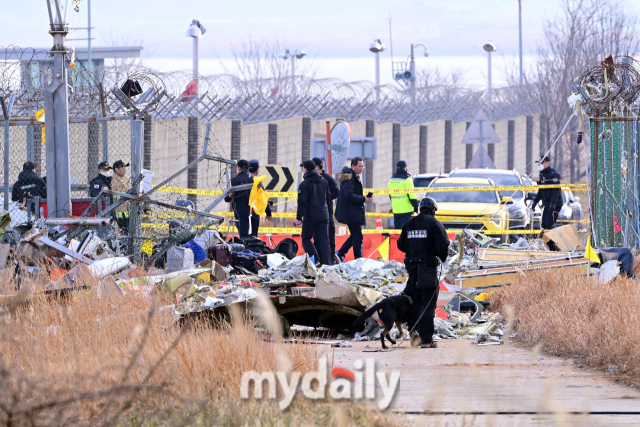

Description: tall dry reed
[492,269,640,378]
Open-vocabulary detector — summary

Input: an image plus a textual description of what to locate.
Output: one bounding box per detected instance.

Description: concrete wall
[450,121,468,171]
[242,122,270,167]
[426,119,447,174]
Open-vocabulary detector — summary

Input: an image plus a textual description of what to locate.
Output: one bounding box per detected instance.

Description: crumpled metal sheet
[320,259,406,288]
[257,254,317,283]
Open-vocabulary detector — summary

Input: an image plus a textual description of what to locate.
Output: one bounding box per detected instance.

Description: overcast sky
[3,0,640,87]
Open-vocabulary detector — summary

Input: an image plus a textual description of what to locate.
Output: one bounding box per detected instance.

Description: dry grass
[0,270,407,426]
[492,268,640,380]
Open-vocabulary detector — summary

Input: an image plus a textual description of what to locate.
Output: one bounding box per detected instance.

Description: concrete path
[329,339,640,426]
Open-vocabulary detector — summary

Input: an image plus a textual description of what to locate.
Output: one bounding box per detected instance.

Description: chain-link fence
[1,116,132,229]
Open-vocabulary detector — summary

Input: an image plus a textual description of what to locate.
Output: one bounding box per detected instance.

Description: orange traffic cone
[376,216,383,230]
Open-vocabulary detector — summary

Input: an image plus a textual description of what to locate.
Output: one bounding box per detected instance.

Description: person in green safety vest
[387,160,418,229]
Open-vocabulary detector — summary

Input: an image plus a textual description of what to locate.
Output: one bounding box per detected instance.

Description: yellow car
[425,177,511,242]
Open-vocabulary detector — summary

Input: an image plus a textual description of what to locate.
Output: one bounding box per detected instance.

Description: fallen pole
[45,217,112,226]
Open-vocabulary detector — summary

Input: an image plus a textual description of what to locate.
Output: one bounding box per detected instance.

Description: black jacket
[225,172,273,218]
[397,213,449,267]
[89,173,112,198]
[335,169,366,226]
[226,171,253,218]
[533,167,563,209]
[320,171,339,214]
[12,170,47,202]
[297,170,330,222]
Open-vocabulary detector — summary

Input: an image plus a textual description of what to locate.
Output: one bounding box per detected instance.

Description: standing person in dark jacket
[312,157,339,261]
[225,160,253,238]
[397,197,449,348]
[335,157,371,260]
[293,160,332,265]
[89,162,113,198]
[12,162,47,211]
[532,156,563,229]
[248,159,272,237]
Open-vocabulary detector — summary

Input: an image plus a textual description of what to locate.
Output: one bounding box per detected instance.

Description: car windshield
[413,177,436,188]
[451,173,523,199]
[426,182,499,204]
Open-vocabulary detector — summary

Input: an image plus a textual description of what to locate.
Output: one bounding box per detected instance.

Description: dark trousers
[236,214,250,238]
[314,218,335,261]
[411,266,439,343]
[301,220,330,265]
[337,223,364,259]
[250,212,261,237]
[394,212,413,230]
[541,204,560,229]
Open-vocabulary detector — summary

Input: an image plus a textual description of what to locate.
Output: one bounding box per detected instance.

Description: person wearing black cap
[293,160,332,265]
[111,160,131,232]
[397,196,449,348]
[312,157,339,261]
[335,157,371,260]
[248,159,273,237]
[11,162,47,213]
[89,161,113,198]
[225,159,254,238]
[388,160,418,230]
[532,156,563,229]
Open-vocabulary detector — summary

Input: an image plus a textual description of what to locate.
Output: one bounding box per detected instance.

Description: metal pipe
[45,217,112,226]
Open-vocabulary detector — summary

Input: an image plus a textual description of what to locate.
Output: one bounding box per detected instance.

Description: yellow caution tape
[141,222,544,235]
[154,183,589,198]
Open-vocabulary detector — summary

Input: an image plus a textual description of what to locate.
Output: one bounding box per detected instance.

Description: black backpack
[275,238,298,260]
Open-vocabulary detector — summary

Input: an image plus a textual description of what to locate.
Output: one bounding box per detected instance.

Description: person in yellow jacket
[387,160,418,229]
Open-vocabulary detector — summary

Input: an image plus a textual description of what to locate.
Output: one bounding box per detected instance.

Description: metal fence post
[128,119,144,262]
[1,95,14,211]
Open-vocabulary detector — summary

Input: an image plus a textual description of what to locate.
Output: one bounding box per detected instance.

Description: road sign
[264,165,296,192]
[467,144,496,169]
[462,109,501,145]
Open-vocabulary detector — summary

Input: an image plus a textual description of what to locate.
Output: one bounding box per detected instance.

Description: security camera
[483,41,497,52]
[423,49,429,57]
[395,72,404,80]
[295,50,306,59]
[403,70,413,80]
[369,39,385,53]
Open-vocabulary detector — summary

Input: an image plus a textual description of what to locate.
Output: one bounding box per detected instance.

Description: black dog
[353,295,413,349]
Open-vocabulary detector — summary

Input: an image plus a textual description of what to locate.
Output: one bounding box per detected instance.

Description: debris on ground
[0,202,628,346]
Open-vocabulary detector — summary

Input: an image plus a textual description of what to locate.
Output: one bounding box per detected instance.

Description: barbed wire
[2,45,538,125]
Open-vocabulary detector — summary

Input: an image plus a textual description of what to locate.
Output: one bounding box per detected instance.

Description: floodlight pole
[487,50,493,105]
[410,44,416,108]
[87,0,92,73]
[290,53,296,100]
[193,35,199,95]
[374,49,381,106]
[44,0,72,218]
[518,0,523,86]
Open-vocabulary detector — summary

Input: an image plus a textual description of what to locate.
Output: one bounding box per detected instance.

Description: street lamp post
[483,41,497,105]
[282,49,306,100]
[369,39,385,107]
[186,20,206,96]
[518,0,523,86]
